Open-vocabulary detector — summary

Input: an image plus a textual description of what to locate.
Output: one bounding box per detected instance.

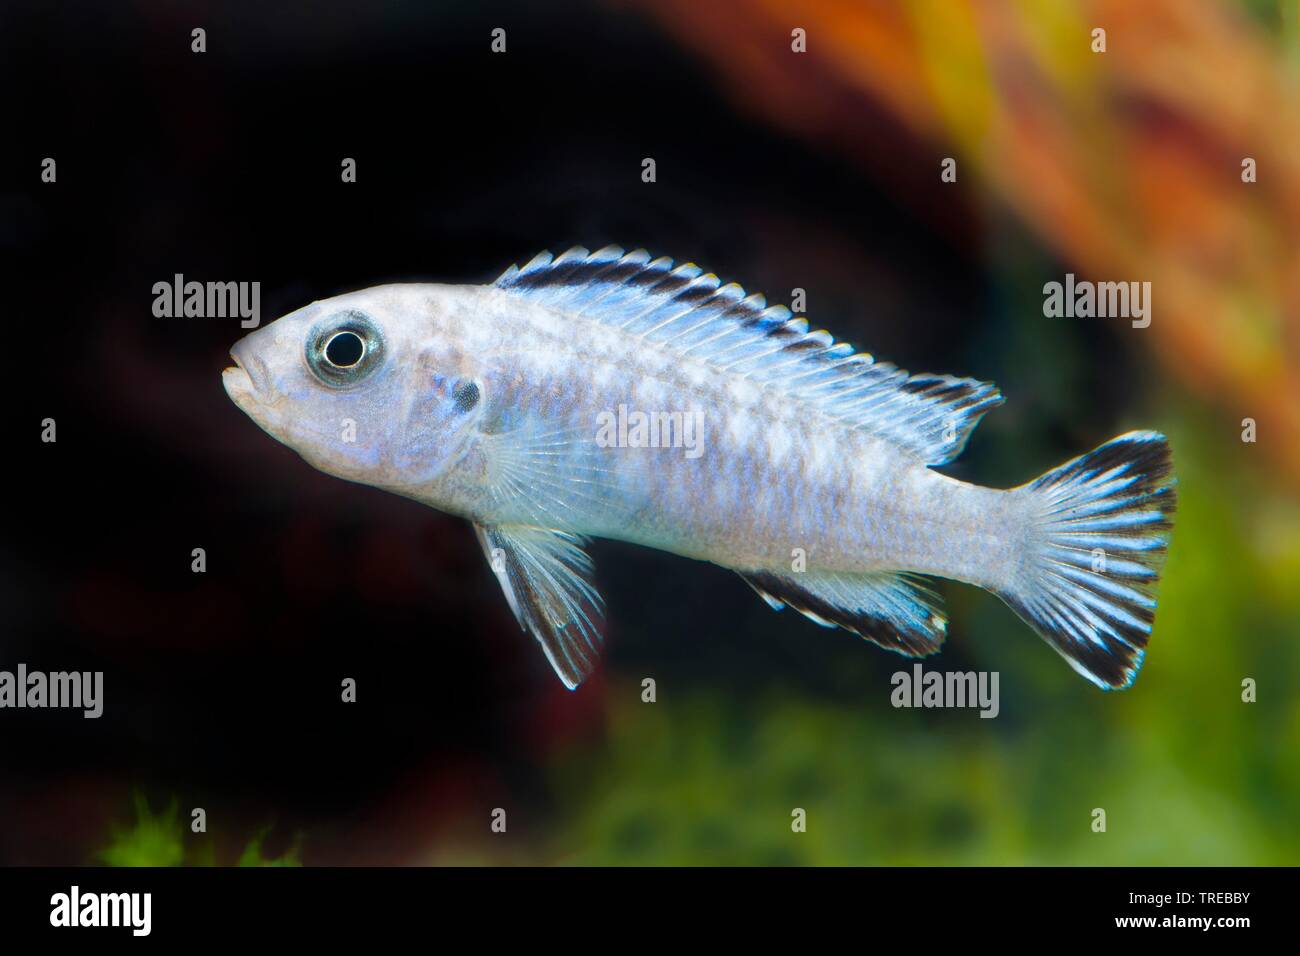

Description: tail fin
[1000,431,1177,690]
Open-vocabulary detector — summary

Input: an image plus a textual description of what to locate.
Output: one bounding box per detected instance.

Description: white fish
[223,246,1176,690]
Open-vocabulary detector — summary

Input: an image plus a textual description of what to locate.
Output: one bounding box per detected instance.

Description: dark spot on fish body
[452,381,480,413]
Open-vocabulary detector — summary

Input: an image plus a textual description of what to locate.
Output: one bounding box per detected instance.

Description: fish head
[223,285,486,492]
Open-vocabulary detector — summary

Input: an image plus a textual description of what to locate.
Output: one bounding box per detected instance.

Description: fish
[222,245,1177,691]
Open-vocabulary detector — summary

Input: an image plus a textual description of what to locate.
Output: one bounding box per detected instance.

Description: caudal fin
[1000,431,1177,690]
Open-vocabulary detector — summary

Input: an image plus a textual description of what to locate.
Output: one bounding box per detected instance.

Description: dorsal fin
[495,245,1003,465]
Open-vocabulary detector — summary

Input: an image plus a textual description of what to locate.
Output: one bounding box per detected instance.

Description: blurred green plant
[98,792,302,867]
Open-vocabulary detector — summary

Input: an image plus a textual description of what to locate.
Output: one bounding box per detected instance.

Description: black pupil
[325,331,364,367]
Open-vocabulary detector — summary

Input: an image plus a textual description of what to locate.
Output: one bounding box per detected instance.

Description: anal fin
[738,569,946,657]
[475,524,605,689]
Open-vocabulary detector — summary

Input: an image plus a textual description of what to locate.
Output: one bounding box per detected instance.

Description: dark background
[0,0,1164,866]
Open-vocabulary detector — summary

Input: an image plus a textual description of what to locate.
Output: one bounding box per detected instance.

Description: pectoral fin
[475,524,605,689]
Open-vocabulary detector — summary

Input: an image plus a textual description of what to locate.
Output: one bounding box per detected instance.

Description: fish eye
[307,311,385,388]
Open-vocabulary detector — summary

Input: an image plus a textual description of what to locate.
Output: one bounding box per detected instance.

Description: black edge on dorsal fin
[495,245,1003,466]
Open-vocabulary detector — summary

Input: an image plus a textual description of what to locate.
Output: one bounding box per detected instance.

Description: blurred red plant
[621,0,1300,484]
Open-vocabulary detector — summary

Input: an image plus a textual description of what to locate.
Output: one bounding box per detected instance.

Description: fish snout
[225,338,274,399]
[222,336,282,417]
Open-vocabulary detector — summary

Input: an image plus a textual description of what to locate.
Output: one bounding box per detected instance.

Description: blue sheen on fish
[222,245,1177,691]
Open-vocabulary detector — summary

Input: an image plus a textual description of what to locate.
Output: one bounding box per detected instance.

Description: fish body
[224,246,1176,690]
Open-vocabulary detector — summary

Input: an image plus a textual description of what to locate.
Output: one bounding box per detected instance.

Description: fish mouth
[223,350,267,414]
